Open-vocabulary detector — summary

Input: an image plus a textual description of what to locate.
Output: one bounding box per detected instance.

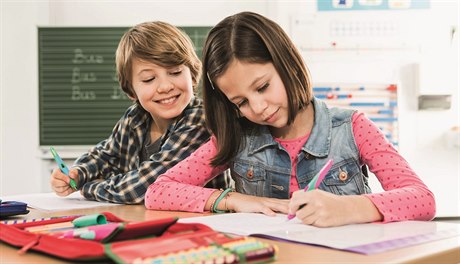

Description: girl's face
[216,60,289,128]
[131,58,193,122]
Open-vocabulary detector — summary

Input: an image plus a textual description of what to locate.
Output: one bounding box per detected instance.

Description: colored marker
[287,159,334,220]
[58,223,121,241]
[50,147,77,190]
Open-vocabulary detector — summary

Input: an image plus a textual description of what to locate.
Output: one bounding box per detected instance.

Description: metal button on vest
[339,171,348,181]
[247,169,254,178]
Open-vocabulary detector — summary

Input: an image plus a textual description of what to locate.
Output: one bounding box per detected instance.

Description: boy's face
[130,58,194,123]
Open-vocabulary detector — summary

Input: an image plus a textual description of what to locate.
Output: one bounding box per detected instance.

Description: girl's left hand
[227,192,289,216]
[288,189,360,227]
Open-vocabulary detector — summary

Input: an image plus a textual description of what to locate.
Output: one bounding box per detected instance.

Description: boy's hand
[50,168,79,197]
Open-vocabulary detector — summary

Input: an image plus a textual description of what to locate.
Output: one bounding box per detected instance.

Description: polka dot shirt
[145,112,436,223]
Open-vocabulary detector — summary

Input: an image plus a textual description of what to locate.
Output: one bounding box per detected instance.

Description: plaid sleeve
[73,115,127,187]
[79,100,212,204]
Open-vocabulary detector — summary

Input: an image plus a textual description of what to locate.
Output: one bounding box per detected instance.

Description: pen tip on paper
[286,214,295,221]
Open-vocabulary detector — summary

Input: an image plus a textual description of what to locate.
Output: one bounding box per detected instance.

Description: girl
[50,21,229,204]
[145,12,436,227]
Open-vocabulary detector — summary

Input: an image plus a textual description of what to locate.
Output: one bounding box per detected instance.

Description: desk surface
[1,205,459,263]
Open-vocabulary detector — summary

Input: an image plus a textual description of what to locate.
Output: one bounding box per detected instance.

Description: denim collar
[246,97,331,158]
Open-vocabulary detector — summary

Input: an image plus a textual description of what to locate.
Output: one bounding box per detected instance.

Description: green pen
[50,147,77,191]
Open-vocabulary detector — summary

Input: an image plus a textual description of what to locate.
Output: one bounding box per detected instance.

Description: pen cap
[72,214,107,227]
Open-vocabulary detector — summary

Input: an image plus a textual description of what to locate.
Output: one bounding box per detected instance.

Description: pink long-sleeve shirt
[145,112,436,222]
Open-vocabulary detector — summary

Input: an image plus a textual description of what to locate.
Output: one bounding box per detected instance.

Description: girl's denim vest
[230,98,372,199]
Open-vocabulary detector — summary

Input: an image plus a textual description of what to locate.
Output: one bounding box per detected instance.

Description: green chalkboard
[39,27,211,146]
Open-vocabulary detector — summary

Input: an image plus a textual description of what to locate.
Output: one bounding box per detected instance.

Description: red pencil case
[0,212,177,261]
[0,212,277,263]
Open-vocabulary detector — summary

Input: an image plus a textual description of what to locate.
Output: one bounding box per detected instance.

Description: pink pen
[287,159,334,220]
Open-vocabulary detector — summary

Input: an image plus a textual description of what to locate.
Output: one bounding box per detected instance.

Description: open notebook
[179,213,460,254]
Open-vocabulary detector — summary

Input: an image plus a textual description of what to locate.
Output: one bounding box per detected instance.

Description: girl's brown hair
[202,11,312,166]
[116,21,202,98]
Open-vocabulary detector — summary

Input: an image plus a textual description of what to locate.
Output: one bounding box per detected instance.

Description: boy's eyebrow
[137,69,153,75]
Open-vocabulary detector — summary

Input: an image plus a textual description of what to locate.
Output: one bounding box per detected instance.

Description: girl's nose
[251,98,268,115]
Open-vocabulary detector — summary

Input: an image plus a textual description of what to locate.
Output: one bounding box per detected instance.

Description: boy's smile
[131,58,194,132]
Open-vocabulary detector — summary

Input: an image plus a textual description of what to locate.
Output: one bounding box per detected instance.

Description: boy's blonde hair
[116,21,202,98]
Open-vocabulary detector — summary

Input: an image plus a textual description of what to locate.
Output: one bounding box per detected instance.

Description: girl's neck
[270,103,314,140]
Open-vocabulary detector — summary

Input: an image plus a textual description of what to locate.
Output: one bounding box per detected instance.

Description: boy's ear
[128,94,137,101]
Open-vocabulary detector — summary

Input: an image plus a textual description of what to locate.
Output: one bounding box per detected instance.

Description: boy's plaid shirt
[74,97,229,204]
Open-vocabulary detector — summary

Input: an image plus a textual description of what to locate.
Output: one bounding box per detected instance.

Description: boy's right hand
[50,168,79,197]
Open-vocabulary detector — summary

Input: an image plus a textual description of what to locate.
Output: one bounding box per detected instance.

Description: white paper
[1,192,121,211]
[179,213,460,250]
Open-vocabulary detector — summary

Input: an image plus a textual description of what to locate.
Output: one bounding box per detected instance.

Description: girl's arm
[146,137,290,214]
[289,112,435,227]
[145,138,227,211]
[354,112,436,222]
[76,104,212,204]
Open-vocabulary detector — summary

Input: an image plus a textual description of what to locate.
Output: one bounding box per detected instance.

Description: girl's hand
[50,168,79,197]
[288,189,382,227]
[227,192,289,216]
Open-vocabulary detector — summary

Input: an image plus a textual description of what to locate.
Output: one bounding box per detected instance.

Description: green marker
[50,147,77,190]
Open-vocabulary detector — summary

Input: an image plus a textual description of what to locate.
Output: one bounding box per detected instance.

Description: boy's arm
[78,110,211,204]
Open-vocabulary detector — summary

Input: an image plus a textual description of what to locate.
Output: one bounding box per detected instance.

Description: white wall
[1,1,50,195]
[1,1,459,216]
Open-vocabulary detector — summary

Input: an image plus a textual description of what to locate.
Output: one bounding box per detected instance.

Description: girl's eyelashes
[258,83,269,92]
[236,99,248,108]
[235,83,269,108]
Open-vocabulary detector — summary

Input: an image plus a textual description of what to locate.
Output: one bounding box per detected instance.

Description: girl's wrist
[213,188,233,213]
[206,190,223,212]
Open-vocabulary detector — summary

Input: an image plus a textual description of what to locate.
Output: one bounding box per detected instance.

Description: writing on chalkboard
[70,49,129,101]
[72,49,101,101]
[72,48,104,64]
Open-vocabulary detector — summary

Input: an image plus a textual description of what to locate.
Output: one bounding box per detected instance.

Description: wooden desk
[1,205,459,263]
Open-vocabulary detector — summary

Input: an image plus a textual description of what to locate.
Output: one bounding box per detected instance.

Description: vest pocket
[322,159,366,195]
[231,162,266,196]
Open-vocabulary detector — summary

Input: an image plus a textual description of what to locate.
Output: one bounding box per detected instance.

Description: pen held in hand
[50,147,78,191]
[286,159,334,221]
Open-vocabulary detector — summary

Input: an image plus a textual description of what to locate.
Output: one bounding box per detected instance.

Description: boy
[50,21,229,204]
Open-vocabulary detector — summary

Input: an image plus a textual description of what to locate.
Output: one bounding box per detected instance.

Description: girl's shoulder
[328,106,356,124]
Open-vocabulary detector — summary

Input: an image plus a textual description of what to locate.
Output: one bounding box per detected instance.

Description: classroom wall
[1,1,459,216]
